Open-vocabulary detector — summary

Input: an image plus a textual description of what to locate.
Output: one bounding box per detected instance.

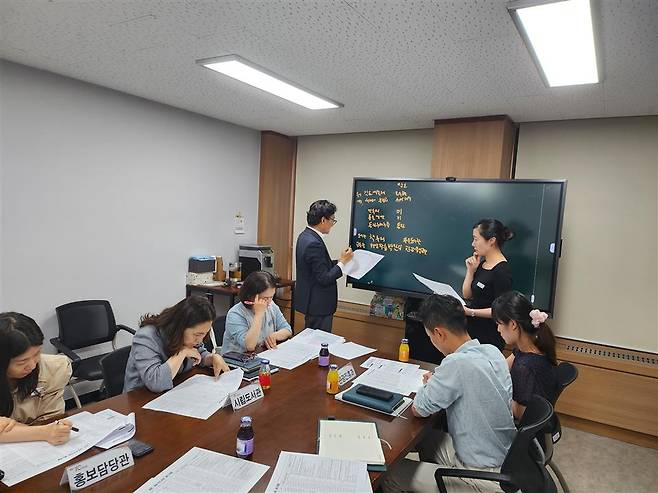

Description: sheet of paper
[329,341,376,360]
[257,339,318,370]
[412,273,466,305]
[355,358,426,395]
[134,447,269,493]
[343,249,384,280]
[94,409,136,449]
[293,328,345,347]
[265,451,372,493]
[142,369,244,420]
[318,420,385,465]
[360,356,420,371]
[0,411,121,487]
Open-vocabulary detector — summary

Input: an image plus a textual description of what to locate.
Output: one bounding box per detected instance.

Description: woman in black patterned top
[462,218,514,350]
[492,291,559,420]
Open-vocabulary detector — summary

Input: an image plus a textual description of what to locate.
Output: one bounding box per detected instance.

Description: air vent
[563,343,658,367]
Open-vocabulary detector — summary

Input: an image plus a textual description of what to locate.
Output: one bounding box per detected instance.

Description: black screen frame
[347,177,567,314]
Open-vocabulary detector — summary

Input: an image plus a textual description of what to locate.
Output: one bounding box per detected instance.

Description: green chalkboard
[348,178,567,313]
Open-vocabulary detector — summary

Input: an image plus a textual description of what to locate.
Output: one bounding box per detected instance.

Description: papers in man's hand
[142,369,244,420]
[318,420,385,466]
[329,341,376,360]
[134,447,269,493]
[0,411,125,486]
[94,409,136,449]
[343,249,384,279]
[258,329,345,370]
[265,451,372,493]
[413,273,466,305]
[357,357,426,395]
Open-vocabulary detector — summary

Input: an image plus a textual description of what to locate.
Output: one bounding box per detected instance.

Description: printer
[239,245,275,278]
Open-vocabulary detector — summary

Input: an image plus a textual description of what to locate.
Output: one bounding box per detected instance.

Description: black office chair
[541,361,579,493]
[50,300,136,408]
[435,395,557,493]
[99,346,132,398]
[205,315,227,353]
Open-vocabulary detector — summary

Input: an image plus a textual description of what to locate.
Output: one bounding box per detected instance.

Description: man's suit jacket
[294,227,342,316]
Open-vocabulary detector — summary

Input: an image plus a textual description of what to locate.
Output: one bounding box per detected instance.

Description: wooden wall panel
[257,131,297,279]
[431,115,516,179]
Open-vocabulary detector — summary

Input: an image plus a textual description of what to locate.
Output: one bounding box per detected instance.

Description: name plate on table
[230,383,264,411]
[59,446,134,491]
[338,363,357,387]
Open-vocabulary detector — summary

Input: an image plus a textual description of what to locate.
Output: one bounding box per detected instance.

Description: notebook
[317,419,386,472]
[341,384,405,414]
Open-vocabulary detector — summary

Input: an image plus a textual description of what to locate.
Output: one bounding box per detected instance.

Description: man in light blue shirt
[384,295,516,493]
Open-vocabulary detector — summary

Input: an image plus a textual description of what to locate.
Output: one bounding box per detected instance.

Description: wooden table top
[3,350,435,493]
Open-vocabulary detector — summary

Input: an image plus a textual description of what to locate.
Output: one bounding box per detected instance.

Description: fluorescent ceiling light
[197,55,342,110]
[508,0,599,87]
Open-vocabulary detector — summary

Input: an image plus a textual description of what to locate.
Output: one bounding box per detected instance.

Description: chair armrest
[49,337,81,364]
[435,468,513,484]
[117,324,136,335]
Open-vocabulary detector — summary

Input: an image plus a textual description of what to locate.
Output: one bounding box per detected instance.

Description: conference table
[4,348,437,493]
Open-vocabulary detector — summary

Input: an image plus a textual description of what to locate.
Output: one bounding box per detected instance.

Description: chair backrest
[204,315,227,353]
[99,346,132,397]
[501,395,557,493]
[546,361,579,445]
[56,300,118,350]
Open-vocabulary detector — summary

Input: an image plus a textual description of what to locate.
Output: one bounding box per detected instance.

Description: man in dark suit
[294,200,353,332]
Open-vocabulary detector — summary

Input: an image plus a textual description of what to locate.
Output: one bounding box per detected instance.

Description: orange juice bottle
[326,364,339,395]
[399,338,410,362]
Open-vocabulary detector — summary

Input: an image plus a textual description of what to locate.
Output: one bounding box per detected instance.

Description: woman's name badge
[476,282,486,289]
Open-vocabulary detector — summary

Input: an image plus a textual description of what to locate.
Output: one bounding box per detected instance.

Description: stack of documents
[329,341,376,360]
[135,447,269,493]
[265,451,372,493]
[94,409,136,449]
[142,369,244,419]
[0,411,134,486]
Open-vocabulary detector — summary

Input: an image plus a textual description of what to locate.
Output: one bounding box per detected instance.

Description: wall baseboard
[277,298,658,448]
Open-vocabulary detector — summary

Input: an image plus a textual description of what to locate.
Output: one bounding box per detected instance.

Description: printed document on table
[257,339,318,370]
[361,356,420,371]
[353,366,425,396]
[94,409,136,449]
[134,447,269,493]
[265,451,372,493]
[329,341,376,360]
[343,249,385,280]
[142,369,243,419]
[293,328,345,347]
[412,273,466,305]
[0,411,122,487]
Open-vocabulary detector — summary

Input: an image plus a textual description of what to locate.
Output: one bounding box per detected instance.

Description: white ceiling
[1,0,656,135]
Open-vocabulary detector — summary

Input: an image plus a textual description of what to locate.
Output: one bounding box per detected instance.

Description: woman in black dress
[492,291,559,420]
[461,219,514,350]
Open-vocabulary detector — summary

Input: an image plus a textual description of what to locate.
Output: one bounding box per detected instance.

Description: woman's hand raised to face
[252,294,268,317]
[465,253,481,273]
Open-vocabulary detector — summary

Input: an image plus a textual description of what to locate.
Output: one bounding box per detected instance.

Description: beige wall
[516,117,658,352]
[294,130,433,305]
[294,117,658,352]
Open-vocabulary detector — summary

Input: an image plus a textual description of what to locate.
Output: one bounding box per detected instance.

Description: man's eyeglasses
[326,217,338,225]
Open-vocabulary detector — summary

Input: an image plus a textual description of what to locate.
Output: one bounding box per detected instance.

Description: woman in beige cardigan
[0,312,73,444]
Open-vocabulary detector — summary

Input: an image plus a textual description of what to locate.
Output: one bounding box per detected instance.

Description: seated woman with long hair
[124,295,229,393]
[0,312,73,444]
[492,291,559,420]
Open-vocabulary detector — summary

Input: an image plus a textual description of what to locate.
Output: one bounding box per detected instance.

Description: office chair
[205,315,227,353]
[541,361,579,493]
[50,300,135,408]
[99,346,132,397]
[435,395,557,493]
